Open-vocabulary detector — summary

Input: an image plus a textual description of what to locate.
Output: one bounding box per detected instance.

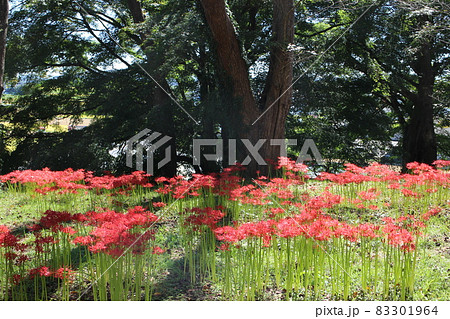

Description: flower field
[0,159,449,301]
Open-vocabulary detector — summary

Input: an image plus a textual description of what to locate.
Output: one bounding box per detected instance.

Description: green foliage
[1,0,449,174]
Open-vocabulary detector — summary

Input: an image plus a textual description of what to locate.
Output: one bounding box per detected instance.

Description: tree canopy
[1,0,449,176]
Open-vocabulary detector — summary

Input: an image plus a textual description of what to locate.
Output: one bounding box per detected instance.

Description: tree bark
[0,0,9,102]
[403,40,437,167]
[257,0,294,170]
[199,0,259,125]
[126,0,145,24]
[200,0,294,176]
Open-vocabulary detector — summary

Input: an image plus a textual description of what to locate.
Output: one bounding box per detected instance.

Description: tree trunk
[200,0,294,176]
[256,0,294,172]
[403,40,437,167]
[126,0,145,24]
[199,0,259,122]
[0,0,9,102]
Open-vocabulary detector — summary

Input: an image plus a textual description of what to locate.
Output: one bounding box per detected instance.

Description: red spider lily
[184,207,225,229]
[106,247,125,258]
[218,243,230,251]
[60,226,77,235]
[53,267,74,280]
[29,266,52,279]
[422,207,442,221]
[0,231,19,248]
[267,208,285,218]
[407,162,435,174]
[387,183,401,189]
[152,246,166,255]
[385,227,416,251]
[275,218,305,238]
[0,168,154,195]
[306,191,343,210]
[334,223,359,242]
[75,207,159,257]
[358,189,380,201]
[0,224,9,234]
[433,160,450,169]
[214,226,246,243]
[381,216,425,251]
[318,162,403,184]
[16,254,30,265]
[276,157,308,174]
[307,218,336,241]
[38,210,73,229]
[12,274,22,285]
[34,234,59,253]
[236,220,276,246]
[72,213,89,223]
[401,188,421,198]
[88,241,108,253]
[357,223,380,239]
[0,168,87,186]
[154,176,169,183]
[73,236,95,246]
[35,186,59,195]
[0,225,12,246]
[86,171,151,190]
[4,252,19,261]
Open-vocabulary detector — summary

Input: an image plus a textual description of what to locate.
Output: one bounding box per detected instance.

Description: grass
[0,163,449,301]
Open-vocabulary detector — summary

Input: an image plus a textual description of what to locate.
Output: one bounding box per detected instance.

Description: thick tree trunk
[0,0,9,102]
[199,0,259,124]
[403,41,437,167]
[200,0,294,176]
[256,0,294,172]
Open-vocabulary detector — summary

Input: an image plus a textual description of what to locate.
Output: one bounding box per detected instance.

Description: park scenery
[0,158,449,301]
[0,0,450,305]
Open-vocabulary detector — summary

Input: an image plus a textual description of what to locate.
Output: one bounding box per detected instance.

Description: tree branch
[40,62,106,75]
[126,0,145,24]
[76,7,132,69]
[296,22,349,38]
[349,39,419,88]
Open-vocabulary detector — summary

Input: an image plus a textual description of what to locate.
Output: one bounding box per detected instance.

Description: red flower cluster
[155,174,216,198]
[381,216,426,251]
[72,206,160,257]
[0,168,87,186]
[1,205,164,288]
[28,266,74,281]
[34,210,73,232]
[213,209,425,251]
[0,225,29,265]
[0,169,153,195]
[433,160,450,169]
[183,206,225,230]
[85,171,152,190]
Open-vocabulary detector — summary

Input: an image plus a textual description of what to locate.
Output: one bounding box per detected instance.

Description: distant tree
[2,0,202,175]
[337,0,450,167]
